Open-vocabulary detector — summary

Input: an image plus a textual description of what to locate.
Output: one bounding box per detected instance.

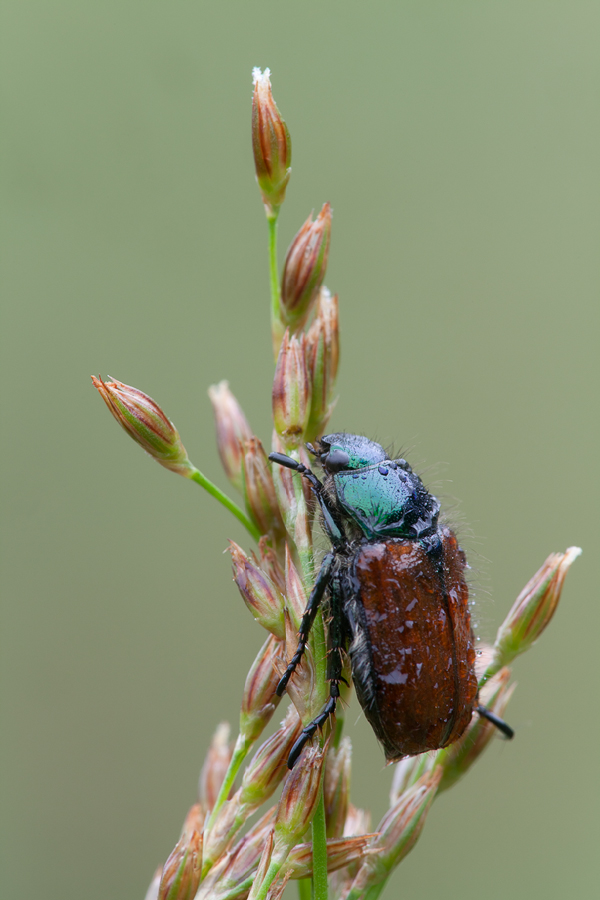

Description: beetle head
[311,433,387,474]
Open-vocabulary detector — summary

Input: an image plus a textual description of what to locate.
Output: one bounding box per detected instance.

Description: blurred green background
[2,2,598,898]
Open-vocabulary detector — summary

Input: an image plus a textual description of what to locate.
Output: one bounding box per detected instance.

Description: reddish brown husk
[251,68,291,217]
[350,528,477,760]
[280,204,332,331]
[199,724,233,813]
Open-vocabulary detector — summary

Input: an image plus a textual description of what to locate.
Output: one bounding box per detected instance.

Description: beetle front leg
[286,571,345,769]
[269,452,346,549]
[276,552,335,697]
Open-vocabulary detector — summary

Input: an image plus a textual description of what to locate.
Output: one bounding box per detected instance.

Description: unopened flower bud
[256,537,286,594]
[347,769,442,897]
[252,68,291,218]
[305,288,340,441]
[158,827,202,900]
[196,809,275,900]
[272,742,328,854]
[287,833,378,880]
[92,376,193,476]
[240,706,302,810]
[272,331,311,449]
[308,287,339,380]
[240,634,282,744]
[493,546,581,669]
[230,541,285,639]
[201,799,240,873]
[199,722,232,812]
[204,709,301,869]
[241,438,286,543]
[324,737,351,838]
[281,204,332,332]
[208,381,254,493]
[438,668,515,793]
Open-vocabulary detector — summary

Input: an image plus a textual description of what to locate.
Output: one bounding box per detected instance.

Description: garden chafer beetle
[270,433,513,768]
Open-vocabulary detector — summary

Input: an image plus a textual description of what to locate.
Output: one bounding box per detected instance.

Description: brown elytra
[347,528,478,761]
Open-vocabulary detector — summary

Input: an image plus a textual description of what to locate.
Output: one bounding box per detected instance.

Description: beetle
[269,432,513,768]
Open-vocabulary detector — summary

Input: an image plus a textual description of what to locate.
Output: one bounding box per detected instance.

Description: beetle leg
[326,569,345,699]
[269,452,321,488]
[476,704,515,739]
[268,452,346,548]
[286,572,345,769]
[287,695,338,769]
[276,552,335,697]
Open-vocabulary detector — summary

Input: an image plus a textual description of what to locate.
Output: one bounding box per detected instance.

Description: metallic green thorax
[314,433,440,541]
[333,463,440,540]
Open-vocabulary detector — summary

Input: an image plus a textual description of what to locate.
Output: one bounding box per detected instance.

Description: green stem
[311,785,328,900]
[297,877,312,900]
[268,214,280,317]
[478,659,502,690]
[253,859,283,900]
[268,213,284,359]
[219,880,254,900]
[205,734,250,832]
[311,610,328,715]
[188,467,261,542]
